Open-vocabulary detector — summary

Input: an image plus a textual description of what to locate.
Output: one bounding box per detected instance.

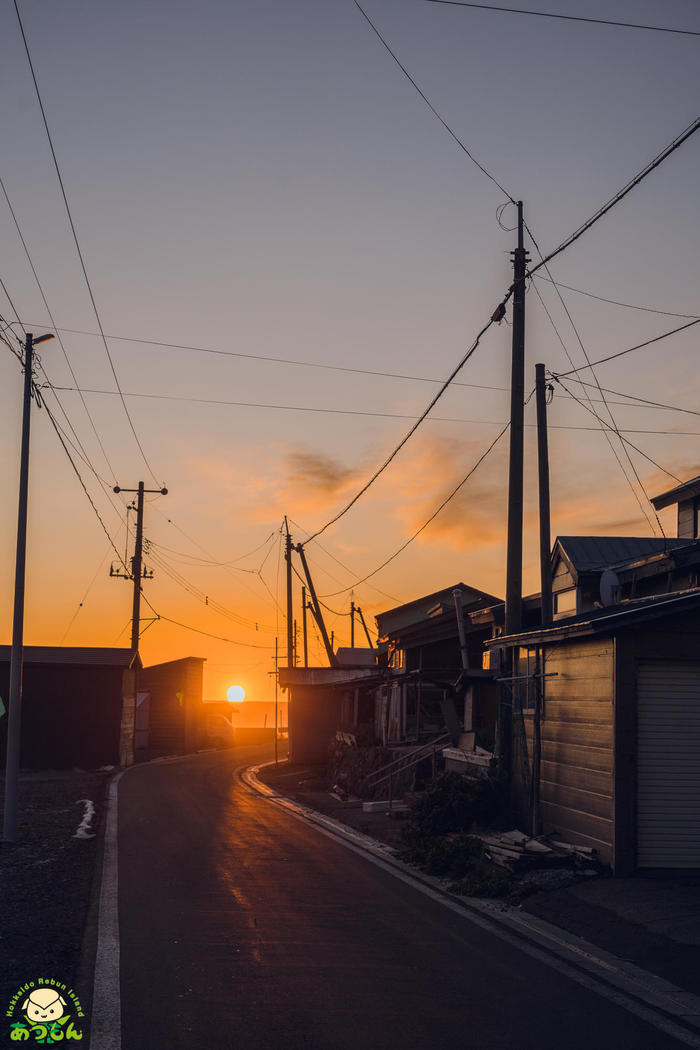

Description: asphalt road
[117,747,685,1050]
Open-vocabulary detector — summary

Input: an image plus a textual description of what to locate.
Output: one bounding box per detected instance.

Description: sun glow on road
[226,685,246,703]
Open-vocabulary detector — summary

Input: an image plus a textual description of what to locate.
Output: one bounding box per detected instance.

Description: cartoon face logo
[22,987,67,1024]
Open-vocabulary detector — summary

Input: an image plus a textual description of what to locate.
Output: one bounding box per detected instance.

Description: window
[516,647,540,711]
[388,645,405,671]
[554,588,577,617]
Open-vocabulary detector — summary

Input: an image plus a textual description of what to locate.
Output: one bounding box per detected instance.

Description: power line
[352,0,514,201]
[528,115,700,279]
[559,377,700,419]
[320,421,511,598]
[60,545,113,644]
[552,317,700,378]
[533,275,699,320]
[527,228,661,535]
[304,301,509,543]
[549,374,682,484]
[30,323,509,393]
[425,1,700,37]
[287,517,400,604]
[0,173,117,479]
[156,614,276,649]
[12,0,160,484]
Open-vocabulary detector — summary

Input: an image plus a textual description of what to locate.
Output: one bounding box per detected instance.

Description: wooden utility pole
[3,331,53,843]
[302,586,308,667]
[535,363,553,626]
[356,606,374,649]
[296,544,337,666]
[284,518,293,669]
[505,201,528,638]
[112,481,167,650]
[350,600,355,647]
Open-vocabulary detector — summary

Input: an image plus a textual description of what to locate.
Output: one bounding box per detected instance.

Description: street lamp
[2,332,54,843]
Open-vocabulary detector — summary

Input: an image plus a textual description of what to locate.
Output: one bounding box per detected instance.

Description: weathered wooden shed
[0,646,139,769]
[487,591,700,873]
[137,656,206,757]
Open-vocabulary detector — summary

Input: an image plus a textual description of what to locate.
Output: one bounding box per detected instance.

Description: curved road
[117,746,685,1049]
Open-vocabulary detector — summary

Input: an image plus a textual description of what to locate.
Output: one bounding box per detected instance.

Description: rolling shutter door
[637,661,700,868]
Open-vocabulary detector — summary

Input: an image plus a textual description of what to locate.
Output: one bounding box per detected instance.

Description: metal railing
[364,733,451,808]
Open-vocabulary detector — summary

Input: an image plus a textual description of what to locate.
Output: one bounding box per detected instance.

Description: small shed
[487,591,700,873]
[137,656,206,757]
[0,646,139,769]
[279,663,380,763]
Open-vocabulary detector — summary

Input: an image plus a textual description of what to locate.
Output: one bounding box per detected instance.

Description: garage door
[637,661,700,868]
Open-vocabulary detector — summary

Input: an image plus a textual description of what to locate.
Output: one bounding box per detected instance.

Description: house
[485,475,700,873]
[279,654,380,763]
[0,646,139,769]
[374,583,501,749]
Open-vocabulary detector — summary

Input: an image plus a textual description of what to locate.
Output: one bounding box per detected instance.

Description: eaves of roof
[484,588,700,649]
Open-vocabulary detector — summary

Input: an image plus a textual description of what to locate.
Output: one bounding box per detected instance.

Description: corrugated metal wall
[637,660,700,868]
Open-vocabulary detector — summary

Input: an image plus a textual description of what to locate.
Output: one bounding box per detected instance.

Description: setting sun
[226,685,246,703]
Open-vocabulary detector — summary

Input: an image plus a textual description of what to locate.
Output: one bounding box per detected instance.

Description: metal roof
[651,475,700,510]
[555,536,693,574]
[0,646,139,668]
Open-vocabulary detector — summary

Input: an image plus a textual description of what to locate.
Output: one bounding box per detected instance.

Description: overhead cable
[528,116,700,279]
[0,174,117,479]
[552,317,700,378]
[352,0,515,201]
[30,324,509,393]
[12,0,160,484]
[533,275,700,320]
[303,303,509,543]
[425,1,700,37]
[320,421,511,598]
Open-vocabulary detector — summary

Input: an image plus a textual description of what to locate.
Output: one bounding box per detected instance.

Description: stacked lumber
[479,829,598,872]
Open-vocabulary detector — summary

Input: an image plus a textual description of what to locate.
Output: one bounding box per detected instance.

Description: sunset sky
[0,0,698,703]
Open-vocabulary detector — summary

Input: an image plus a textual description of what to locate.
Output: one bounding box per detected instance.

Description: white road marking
[90,771,125,1050]
[73,799,96,839]
[243,763,700,1049]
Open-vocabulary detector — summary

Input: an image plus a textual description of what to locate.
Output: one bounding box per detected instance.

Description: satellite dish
[599,569,621,607]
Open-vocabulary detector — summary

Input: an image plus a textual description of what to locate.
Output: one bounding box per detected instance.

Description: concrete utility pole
[535,363,553,626]
[284,519,293,669]
[3,331,54,843]
[112,481,167,650]
[504,201,528,638]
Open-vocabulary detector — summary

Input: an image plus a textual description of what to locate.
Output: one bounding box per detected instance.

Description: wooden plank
[540,780,613,820]
[545,678,613,702]
[546,638,613,663]
[540,760,613,797]
[543,701,613,725]
[542,740,612,772]
[539,799,613,852]
[545,654,613,679]
[543,720,613,748]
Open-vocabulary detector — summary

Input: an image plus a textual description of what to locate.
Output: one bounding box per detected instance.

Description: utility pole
[274,636,279,765]
[504,201,528,638]
[293,620,298,666]
[501,202,529,780]
[284,518,293,669]
[535,363,553,626]
[3,331,54,843]
[111,482,167,650]
[350,600,355,647]
[302,586,308,667]
[356,606,374,649]
[296,544,337,667]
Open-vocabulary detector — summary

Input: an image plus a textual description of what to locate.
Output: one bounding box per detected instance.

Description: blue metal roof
[556,536,694,573]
